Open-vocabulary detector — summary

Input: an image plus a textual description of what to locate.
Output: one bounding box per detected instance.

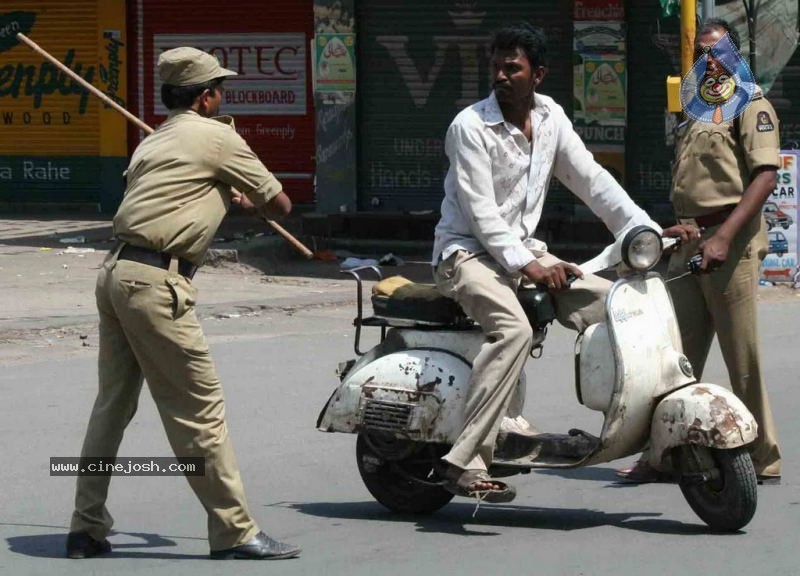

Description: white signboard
[760,152,798,284]
[153,33,307,115]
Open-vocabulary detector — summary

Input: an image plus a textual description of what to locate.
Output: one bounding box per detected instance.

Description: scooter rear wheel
[356,432,454,514]
[674,445,757,531]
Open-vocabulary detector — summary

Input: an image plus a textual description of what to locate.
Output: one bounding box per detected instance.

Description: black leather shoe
[210,531,301,560]
[757,475,781,486]
[66,531,111,559]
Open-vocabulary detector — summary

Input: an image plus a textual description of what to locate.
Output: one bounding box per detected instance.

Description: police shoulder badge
[756,110,775,132]
[680,32,755,124]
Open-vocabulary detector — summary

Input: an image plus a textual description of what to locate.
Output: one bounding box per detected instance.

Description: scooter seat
[370,276,468,327]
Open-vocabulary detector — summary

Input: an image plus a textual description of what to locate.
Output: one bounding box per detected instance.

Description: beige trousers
[70,253,259,550]
[433,250,610,472]
[667,216,781,476]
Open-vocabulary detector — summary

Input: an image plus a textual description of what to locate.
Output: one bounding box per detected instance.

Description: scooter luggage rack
[342,265,472,355]
[342,265,386,355]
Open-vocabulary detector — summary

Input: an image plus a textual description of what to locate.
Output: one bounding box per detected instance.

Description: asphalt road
[2,293,799,575]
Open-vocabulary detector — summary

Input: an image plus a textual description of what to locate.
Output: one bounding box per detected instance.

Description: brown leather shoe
[66,531,111,559]
[210,531,301,560]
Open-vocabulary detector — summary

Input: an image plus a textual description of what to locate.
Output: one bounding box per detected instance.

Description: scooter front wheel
[356,432,454,514]
[674,445,757,531]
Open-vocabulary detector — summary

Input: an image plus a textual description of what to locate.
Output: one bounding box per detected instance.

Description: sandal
[443,466,517,503]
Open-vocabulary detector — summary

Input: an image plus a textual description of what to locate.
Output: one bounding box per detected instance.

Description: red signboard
[127,0,315,203]
[574,0,625,21]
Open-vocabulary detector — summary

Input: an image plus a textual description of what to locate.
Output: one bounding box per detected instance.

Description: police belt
[117,243,198,279]
[681,206,735,229]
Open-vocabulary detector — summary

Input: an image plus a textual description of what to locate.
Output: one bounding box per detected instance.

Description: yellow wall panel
[0,1,127,157]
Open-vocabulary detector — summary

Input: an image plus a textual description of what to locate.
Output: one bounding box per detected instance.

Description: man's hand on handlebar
[662,224,701,245]
[698,233,731,271]
[521,260,583,291]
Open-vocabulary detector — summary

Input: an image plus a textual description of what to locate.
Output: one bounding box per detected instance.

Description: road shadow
[287,500,735,537]
[3,524,207,560]
[535,466,684,490]
[533,466,621,483]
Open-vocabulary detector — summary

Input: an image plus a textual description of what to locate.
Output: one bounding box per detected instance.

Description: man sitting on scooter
[431,22,660,502]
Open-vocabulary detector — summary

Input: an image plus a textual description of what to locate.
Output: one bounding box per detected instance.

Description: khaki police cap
[158,47,237,86]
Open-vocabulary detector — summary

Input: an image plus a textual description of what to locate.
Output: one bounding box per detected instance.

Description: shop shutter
[625,1,682,211]
[769,48,800,152]
[356,0,572,211]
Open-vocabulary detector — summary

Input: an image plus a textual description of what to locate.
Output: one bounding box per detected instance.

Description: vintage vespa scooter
[317,226,759,531]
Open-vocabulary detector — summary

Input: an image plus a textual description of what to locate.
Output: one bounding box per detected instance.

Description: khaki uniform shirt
[671,92,780,218]
[114,109,282,264]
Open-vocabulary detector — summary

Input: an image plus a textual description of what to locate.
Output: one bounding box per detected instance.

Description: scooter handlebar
[534,271,578,292]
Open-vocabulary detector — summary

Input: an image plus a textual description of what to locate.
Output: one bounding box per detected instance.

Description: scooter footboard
[316,350,471,443]
[648,383,758,467]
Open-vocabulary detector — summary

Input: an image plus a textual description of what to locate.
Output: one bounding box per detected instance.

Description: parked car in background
[763,201,793,230]
[768,230,789,257]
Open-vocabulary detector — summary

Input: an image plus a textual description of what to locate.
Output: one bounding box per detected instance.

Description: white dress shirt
[432,92,659,272]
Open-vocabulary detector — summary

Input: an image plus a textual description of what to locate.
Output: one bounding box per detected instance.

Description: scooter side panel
[648,382,758,467]
[587,274,695,465]
[577,323,615,412]
[316,349,472,442]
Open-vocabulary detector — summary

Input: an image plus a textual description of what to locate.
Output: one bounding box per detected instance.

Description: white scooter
[317,226,759,531]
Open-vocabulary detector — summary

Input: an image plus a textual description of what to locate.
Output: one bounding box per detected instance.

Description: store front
[0,1,128,211]
[354,0,573,212]
[127,0,316,205]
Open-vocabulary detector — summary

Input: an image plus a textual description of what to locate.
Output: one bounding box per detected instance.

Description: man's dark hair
[698,17,740,50]
[161,78,224,110]
[490,23,548,68]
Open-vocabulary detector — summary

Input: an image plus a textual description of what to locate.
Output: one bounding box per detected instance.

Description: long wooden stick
[16,32,314,259]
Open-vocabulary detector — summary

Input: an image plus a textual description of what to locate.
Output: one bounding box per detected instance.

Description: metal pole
[746,0,757,78]
[702,0,715,20]
[681,0,698,77]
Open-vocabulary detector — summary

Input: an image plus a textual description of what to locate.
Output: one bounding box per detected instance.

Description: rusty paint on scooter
[649,383,757,466]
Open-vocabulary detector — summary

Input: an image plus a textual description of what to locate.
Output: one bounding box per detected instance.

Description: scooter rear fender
[648,383,758,468]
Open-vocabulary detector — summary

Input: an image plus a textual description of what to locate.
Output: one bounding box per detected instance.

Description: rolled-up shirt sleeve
[216,131,283,207]
[552,107,660,237]
[447,122,535,272]
[740,99,780,175]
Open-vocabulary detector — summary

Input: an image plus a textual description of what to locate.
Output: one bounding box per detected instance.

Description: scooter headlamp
[621,226,662,271]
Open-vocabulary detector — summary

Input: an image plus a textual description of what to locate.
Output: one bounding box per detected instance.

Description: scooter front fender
[648,383,758,467]
[316,349,471,442]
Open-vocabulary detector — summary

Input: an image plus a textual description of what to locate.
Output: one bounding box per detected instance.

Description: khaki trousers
[667,216,781,476]
[433,250,610,471]
[70,253,259,550]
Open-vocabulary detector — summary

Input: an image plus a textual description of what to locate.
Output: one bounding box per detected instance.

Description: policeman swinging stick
[14,31,316,260]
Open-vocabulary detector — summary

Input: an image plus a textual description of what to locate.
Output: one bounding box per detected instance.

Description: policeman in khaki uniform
[66,47,301,560]
[620,19,782,484]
